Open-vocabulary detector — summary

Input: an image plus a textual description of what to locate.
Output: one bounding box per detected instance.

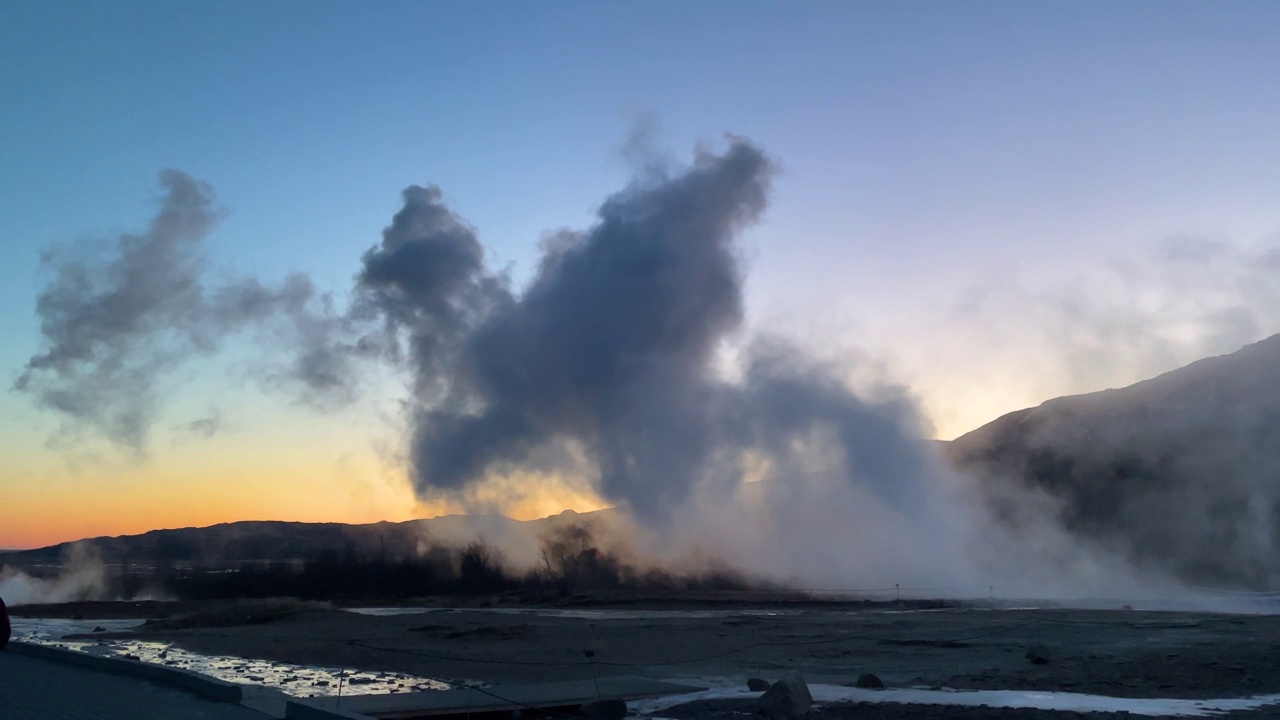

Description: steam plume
[399,141,769,518]
[14,171,351,451]
[17,136,1229,598]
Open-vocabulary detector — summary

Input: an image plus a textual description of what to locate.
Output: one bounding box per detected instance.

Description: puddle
[634,682,1280,717]
[11,618,461,698]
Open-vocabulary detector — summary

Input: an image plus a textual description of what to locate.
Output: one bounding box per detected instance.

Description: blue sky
[3,1,1280,543]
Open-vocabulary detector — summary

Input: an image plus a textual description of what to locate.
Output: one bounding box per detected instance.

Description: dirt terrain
[29,599,1280,704]
[661,699,1263,720]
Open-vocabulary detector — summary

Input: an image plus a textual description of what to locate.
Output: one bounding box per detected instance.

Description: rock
[580,698,627,720]
[748,678,771,692]
[855,673,884,689]
[1025,645,1051,665]
[92,626,106,633]
[757,673,813,717]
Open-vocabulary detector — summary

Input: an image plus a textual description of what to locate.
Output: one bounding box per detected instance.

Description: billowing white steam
[12,137,1243,602]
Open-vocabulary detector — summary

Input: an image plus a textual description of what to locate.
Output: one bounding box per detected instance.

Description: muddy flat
[37,600,1280,701]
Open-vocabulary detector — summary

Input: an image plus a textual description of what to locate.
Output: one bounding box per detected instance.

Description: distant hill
[0,509,611,571]
[950,334,1280,589]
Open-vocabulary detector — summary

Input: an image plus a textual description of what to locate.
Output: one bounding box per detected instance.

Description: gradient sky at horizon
[3,0,1280,548]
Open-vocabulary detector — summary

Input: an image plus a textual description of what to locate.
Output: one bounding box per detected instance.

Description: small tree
[537,524,598,595]
[458,541,508,595]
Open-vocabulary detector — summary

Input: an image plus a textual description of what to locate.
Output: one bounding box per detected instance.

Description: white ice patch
[634,683,1280,717]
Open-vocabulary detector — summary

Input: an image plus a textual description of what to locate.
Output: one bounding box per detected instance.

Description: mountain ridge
[1,509,612,569]
[950,333,1280,589]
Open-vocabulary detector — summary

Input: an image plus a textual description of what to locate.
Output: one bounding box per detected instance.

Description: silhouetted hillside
[0,510,757,603]
[0,510,607,570]
[951,334,1280,589]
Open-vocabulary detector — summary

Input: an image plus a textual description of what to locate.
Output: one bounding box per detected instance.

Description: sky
[2,0,1279,549]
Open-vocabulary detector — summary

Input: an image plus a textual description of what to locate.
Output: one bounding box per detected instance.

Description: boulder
[580,698,627,720]
[756,672,813,717]
[854,673,884,689]
[748,678,771,692]
[1025,645,1051,665]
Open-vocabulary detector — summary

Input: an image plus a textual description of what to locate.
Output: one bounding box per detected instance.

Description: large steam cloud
[399,142,769,517]
[17,137,1198,596]
[15,140,941,527]
[342,142,939,525]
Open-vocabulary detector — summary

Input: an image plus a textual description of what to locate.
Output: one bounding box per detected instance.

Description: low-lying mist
[11,134,1262,605]
[0,543,109,605]
[1,520,755,605]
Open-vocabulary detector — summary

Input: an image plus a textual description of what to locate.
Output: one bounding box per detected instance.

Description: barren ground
[19,599,1280,693]
[16,599,1280,717]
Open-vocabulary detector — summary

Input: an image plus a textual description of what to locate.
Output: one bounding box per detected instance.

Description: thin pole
[585,650,600,698]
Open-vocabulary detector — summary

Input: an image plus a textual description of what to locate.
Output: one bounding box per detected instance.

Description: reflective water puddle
[12,618,460,698]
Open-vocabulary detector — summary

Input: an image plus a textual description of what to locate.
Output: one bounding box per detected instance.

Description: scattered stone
[247,675,265,682]
[580,698,627,720]
[855,673,884,689]
[1025,645,1051,665]
[757,672,813,717]
[748,678,771,692]
[123,654,140,661]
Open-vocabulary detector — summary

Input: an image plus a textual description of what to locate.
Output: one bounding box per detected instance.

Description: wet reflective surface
[11,617,460,697]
